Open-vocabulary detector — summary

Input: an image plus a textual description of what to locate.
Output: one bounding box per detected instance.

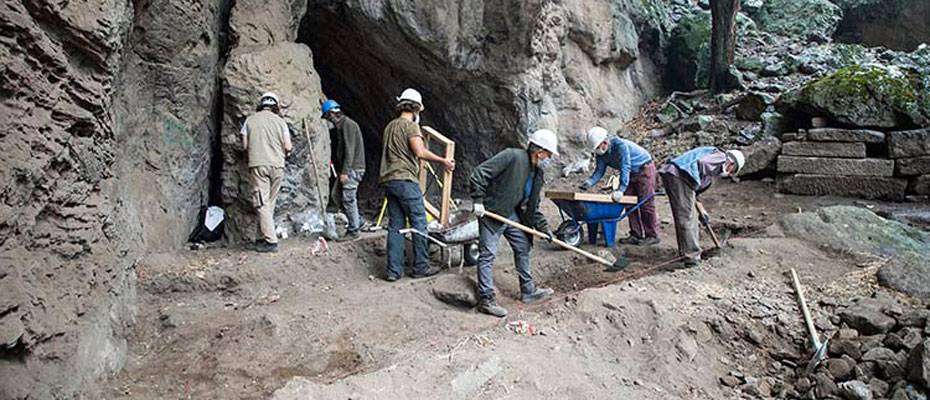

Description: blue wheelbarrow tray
[550,193,654,247]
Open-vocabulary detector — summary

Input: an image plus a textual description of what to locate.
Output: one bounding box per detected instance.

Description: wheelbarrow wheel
[463,242,480,266]
[555,220,583,248]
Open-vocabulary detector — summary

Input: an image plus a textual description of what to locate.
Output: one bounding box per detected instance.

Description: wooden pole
[482,211,615,268]
[302,118,327,214]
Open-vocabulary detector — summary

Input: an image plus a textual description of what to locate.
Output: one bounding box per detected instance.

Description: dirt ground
[89,179,928,399]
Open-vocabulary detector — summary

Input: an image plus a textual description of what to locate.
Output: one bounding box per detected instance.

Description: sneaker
[521,287,554,304]
[639,237,660,246]
[411,266,441,279]
[255,240,278,253]
[384,274,400,282]
[618,236,643,245]
[337,231,360,242]
[478,299,508,318]
[684,259,700,268]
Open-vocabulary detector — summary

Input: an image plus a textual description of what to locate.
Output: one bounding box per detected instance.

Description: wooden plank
[416,126,455,226]
[440,139,454,226]
[424,199,441,220]
[545,191,638,205]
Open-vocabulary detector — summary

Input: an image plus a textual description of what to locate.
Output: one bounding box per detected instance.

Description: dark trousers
[626,162,659,239]
[476,215,535,301]
[383,180,429,278]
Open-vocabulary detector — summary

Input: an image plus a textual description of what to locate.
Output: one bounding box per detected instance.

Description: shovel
[790,268,830,376]
[482,211,629,271]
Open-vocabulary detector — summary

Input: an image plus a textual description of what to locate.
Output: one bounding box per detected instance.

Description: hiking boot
[255,240,278,253]
[411,265,441,279]
[684,259,700,268]
[521,287,554,304]
[618,236,643,245]
[639,237,660,246]
[384,274,400,282]
[337,231,360,242]
[477,299,508,318]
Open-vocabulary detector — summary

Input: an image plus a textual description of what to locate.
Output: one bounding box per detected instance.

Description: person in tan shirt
[240,92,292,252]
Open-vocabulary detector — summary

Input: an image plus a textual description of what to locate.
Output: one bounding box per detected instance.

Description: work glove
[610,190,624,203]
[544,229,555,243]
[578,181,591,191]
[472,202,486,217]
[699,211,710,225]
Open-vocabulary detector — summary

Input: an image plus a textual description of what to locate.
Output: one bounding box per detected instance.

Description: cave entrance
[298,3,527,212]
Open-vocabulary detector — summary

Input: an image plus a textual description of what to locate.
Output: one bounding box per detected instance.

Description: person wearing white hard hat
[579,127,660,249]
[379,88,455,281]
[240,92,293,252]
[467,129,559,318]
[658,147,745,268]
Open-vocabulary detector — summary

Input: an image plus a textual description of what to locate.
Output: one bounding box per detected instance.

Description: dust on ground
[91,180,929,399]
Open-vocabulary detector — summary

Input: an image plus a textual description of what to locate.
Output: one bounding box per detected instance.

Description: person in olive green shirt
[379,88,454,281]
[240,92,292,253]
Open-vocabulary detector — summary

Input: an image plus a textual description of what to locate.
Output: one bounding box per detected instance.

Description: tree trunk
[710,0,741,94]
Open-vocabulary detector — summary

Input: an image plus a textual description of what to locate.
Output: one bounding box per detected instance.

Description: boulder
[867,378,889,398]
[888,129,930,159]
[748,0,842,40]
[838,380,873,400]
[782,141,867,158]
[738,136,781,176]
[910,175,930,195]
[777,156,894,177]
[430,274,478,308]
[896,157,930,176]
[814,372,839,397]
[827,358,855,380]
[778,65,930,128]
[841,308,897,335]
[831,338,864,360]
[736,92,773,121]
[861,347,905,380]
[806,128,885,143]
[900,328,925,350]
[777,174,908,200]
[878,257,930,299]
[834,0,930,52]
[908,339,930,389]
[898,310,930,328]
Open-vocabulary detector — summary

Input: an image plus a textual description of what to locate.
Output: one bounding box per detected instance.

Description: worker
[379,88,455,281]
[322,99,366,241]
[658,147,745,268]
[578,127,660,247]
[469,129,559,318]
[240,92,293,253]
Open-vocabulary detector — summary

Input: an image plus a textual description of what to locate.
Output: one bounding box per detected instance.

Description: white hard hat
[528,129,559,156]
[397,88,424,109]
[726,149,746,174]
[586,127,609,151]
[260,92,279,107]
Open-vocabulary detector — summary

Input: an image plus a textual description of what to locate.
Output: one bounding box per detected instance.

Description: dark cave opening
[298,2,529,209]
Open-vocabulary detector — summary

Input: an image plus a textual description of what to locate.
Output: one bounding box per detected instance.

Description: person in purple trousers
[579,127,660,251]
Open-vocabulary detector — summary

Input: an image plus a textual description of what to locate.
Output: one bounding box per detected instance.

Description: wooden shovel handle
[482,211,614,267]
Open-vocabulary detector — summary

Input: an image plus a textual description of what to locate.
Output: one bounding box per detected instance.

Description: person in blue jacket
[579,127,659,246]
[658,147,745,268]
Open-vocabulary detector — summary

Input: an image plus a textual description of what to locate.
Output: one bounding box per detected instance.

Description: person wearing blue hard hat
[321,98,366,241]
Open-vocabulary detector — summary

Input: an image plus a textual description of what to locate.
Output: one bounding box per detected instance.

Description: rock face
[776,156,894,177]
[782,141,866,158]
[303,0,666,179]
[747,0,842,41]
[835,0,930,52]
[776,175,908,200]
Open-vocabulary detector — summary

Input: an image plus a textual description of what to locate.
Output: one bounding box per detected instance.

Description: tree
[709,0,741,94]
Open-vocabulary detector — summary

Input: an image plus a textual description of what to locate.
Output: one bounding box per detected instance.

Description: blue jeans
[477,215,535,300]
[383,180,429,278]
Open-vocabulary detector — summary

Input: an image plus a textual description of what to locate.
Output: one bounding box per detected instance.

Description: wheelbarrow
[401,211,481,268]
[546,191,656,247]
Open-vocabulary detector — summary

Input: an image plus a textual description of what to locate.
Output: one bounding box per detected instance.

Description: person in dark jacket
[469,129,559,318]
[658,147,745,268]
[322,99,366,241]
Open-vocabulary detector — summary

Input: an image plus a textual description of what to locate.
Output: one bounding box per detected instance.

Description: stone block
[777,156,894,177]
[777,174,907,200]
[888,128,930,158]
[807,128,885,143]
[909,175,930,195]
[896,156,930,176]
[782,141,866,158]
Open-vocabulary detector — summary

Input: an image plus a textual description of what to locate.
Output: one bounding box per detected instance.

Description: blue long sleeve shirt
[584,137,653,192]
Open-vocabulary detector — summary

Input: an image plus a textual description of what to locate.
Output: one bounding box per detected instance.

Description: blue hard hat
[321,99,341,117]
